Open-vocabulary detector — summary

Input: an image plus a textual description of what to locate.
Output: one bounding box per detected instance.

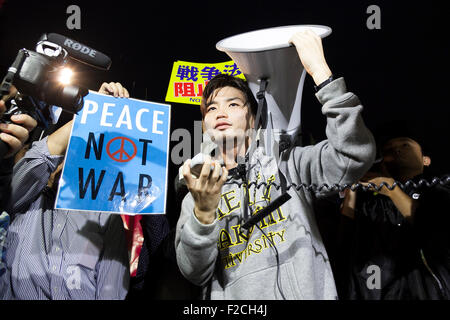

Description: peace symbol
[106,136,137,163]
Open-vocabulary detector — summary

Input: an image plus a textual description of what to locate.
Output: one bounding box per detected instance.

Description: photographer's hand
[360,172,395,197]
[289,29,333,86]
[98,82,130,98]
[0,101,37,158]
[360,171,417,221]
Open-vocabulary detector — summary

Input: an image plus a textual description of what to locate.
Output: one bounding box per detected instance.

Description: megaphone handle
[255,79,268,129]
[247,78,268,160]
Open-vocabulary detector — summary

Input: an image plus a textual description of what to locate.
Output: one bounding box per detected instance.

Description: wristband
[314,75,334,92]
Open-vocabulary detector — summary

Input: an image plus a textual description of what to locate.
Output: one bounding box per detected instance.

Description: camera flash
[58,68,73,85]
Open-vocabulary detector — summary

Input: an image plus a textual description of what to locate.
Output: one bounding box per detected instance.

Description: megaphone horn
[216,25,332,148]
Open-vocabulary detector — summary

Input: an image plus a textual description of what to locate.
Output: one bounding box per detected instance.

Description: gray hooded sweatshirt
[175,77,376,299]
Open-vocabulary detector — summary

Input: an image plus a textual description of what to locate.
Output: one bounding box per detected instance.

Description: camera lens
[59,85,87,113]
[40,81,88,114]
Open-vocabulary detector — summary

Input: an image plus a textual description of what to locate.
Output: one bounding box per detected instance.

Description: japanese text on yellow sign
[165,60,245,106]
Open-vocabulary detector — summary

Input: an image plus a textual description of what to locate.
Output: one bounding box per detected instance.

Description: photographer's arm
[386,186,417,221]
[340,189,357,219]
[5,120,71,214]
[47,119,73,156]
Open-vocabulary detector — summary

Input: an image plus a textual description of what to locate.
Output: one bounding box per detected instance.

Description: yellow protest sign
[165,60,245,106]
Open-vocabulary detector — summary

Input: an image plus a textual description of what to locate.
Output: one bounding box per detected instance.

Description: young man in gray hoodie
[175,30,376,299]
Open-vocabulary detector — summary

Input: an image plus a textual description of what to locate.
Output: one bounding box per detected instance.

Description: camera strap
[0,50,28,96]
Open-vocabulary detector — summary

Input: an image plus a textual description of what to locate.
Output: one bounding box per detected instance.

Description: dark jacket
[335,175,450,300]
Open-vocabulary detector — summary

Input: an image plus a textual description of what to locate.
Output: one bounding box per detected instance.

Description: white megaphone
[216,25,332,156]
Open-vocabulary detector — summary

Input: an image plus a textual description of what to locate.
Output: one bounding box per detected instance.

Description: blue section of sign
[55,91,170,215]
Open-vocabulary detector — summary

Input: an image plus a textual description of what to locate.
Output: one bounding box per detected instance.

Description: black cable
[255,223,286,300]
[224,175,450,193]
[242,156,286,299]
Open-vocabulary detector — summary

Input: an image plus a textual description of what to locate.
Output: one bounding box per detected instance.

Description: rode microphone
[40,33,112,70]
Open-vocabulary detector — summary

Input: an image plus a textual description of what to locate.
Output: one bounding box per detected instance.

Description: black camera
[0,33,112,159]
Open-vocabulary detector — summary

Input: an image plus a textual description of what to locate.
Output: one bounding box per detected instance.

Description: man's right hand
[182,156,228,225]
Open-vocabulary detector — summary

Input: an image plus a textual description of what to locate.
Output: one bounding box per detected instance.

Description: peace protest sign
[55,91,171,215]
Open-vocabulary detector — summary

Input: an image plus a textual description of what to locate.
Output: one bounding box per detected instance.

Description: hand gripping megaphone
[216,25,332,155]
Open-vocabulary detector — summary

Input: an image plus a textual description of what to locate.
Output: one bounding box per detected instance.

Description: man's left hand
[289,29,333,86]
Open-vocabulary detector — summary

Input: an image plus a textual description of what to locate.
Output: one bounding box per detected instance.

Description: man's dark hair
[200,74,257,118]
